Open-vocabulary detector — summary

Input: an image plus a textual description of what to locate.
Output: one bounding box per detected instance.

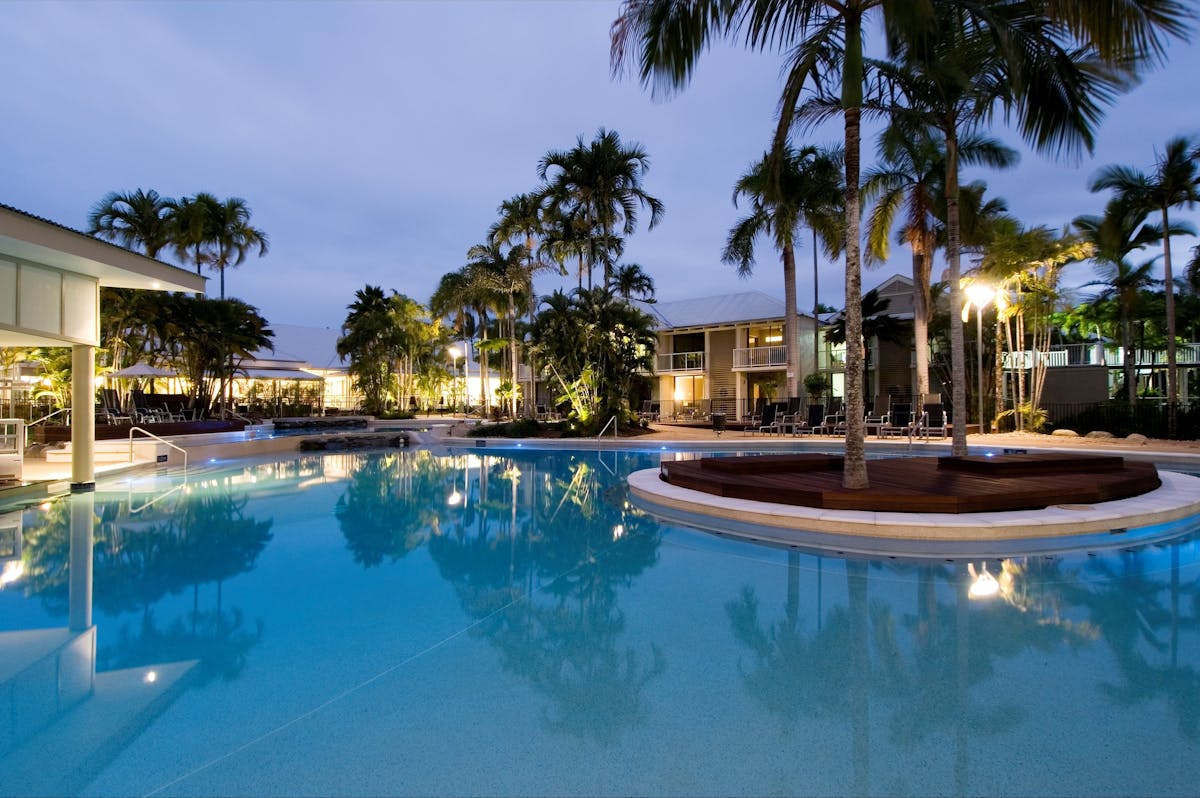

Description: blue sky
[1,1,1197,331]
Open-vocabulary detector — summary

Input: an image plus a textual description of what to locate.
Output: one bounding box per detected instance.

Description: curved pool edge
[627,468,1200,558]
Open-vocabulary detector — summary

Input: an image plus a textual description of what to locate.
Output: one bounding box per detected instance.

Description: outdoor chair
[100,389,132,425]
[637,400,660,422]
[878,403,915,438]
[819,412,847,435]
[789,403,826,435]
[914,403,948,440]
[746,403,779,435]
[864,396,889,436]
[130,390,166,423]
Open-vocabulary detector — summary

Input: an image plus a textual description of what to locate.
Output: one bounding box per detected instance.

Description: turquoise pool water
[1,447,1198,796]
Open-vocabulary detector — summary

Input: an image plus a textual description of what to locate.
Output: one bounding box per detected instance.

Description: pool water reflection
[1,448,1198,796]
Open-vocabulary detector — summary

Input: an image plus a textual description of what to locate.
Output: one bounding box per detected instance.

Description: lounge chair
[637,400,659,422]
[747,403,780,435]
[789,403,826,435]
[878,403,915,438]
[914,403,948,440]
[100,388,132,425]
[864,396,889,436]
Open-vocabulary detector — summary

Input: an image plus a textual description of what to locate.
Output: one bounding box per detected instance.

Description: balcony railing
[656,351,705,373]
[733,345,788,369]
[1003,343,1200,369]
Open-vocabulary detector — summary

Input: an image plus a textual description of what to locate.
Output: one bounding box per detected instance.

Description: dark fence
[1042,401,1199,440]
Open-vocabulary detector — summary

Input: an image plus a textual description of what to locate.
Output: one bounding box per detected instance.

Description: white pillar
[69,491,94,631]
[71,344,95,491]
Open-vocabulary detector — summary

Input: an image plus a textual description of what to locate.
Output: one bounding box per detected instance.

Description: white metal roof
[256,323,345,371]
[635,291,792,330]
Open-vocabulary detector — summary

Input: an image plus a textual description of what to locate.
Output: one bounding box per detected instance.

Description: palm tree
[1074,198,1167,401]
[87,188,175,259]
[1090,136,1200,434]
[170,192,222,278]
[609,262,656,301]
[205,197,269,300]
[853,0,1176,454]
[864,126,1016,409]
[491,192,562,416]
[466,242,531,418]
[537,128,664,290]
[338,285,398,415]
[613,0,936,489]
[724,145,843,400]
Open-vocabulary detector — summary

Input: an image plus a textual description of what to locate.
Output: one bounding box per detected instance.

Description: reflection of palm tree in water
[1061,546,1200,738]
[428,452,664,744]
[335,451,454,567]
[20,487,272,682]
[727,555,1100,793]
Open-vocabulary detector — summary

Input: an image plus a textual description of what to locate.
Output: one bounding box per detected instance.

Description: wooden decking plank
[660,454,1160,514]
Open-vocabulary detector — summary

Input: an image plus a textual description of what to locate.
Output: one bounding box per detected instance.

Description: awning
[240,368,323,381]
[108,362,178,378]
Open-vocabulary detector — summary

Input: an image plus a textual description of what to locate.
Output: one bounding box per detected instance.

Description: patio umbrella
[108,362,177,378]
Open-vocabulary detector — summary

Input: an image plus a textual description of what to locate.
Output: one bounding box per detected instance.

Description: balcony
[732,345,787,370]
[656,351,705,373]
[1002,343,1200,369]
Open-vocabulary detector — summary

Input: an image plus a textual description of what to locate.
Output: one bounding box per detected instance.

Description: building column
[69,491,94,631]
[70,344,95,492]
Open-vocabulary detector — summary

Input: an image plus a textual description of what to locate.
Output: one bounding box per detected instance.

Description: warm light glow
[39,502,52,512]
[764,335,783,343]
[673,387,684,401]
[0,560,24,587]
[448,345,462,360]
[143,670,158,684]
[150,281,162,289]
[447,490,462,506]
[968,562,1000,599]
[965,282,995,310]
[612,524,625,540]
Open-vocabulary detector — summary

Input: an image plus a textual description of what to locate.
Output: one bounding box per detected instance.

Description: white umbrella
[108,362,177,378]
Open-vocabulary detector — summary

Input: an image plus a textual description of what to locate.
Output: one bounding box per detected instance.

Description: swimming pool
[1,446,1198,796]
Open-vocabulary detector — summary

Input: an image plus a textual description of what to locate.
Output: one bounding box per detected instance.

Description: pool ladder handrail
[26,408,70,428]
[128,426,188,475]
[597,415,618,443]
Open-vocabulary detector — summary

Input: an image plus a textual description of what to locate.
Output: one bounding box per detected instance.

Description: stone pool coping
[627,467,1200,557]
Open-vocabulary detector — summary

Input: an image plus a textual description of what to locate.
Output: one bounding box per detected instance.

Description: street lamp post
[965,283,995,435]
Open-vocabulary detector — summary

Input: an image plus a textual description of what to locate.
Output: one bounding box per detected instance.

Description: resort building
[0,203,204,488]
[635,292,825,420]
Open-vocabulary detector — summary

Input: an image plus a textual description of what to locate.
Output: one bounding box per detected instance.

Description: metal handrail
[597,415,618,443]
[27,408,70,427]
[128,426,188,474]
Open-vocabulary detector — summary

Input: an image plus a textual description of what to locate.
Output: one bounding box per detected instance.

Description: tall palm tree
[467,241,530,418]
[1074,198,1168,401]
[724,145,843,399]
[87,188,175,259]
[338,285,398,415]
[609,262,656,302]
[864,125,1016,409]
[205,197,269,300]
[537,128,664,290]
[170,192,222,278]
[1090,136,1200,433]
[430,268,483,412]
[613,0,935,489]
[854,0,1175,454]
[491,192,561,415]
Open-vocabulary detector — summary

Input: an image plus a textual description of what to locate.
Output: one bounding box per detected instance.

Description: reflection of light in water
[612,524,625,541]
[968,562,1000,599]
[143,670,158,684]
[447,490,462,506]
[0,560,25,587]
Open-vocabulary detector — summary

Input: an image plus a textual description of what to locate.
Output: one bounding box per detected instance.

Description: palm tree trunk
[812,229,821,378]
[1123,313,1136,401]
[1162,205,1178,437]
[783,246,800,399]
[912,249,931,408]
[944,126,969,456]
[842,105,867,490]
[509,305,519,418]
